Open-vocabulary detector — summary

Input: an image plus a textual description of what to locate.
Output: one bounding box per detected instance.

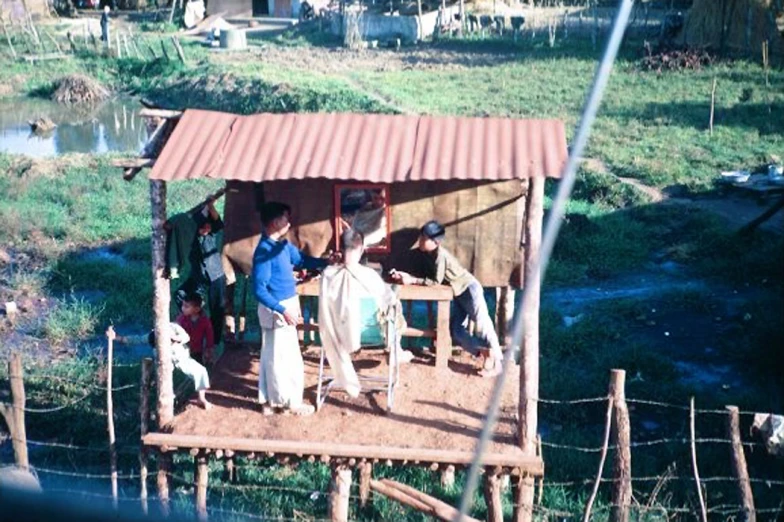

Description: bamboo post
[359,461,372,508]
[195,454,208,521]
[709,77,717,136]
[140,358,153,514]
[9,353,29,471]
[609,370,631,522]
[483,470,503,522]
[169,0,178,24]
[170,36,185,64]
[515,175,544,522]
[157,452,171,517]
[727,406,756,522]
[123,33,131,59]
[690,398,708,522]
[582,396,614,522]
[440,464,455,490]
[151,180,174,428]
[115,32,122,58]
[106,327,118,509]
[66,31,77,53]
[329,464,352,522]
[458,0,464,36]
[1,18,17,60]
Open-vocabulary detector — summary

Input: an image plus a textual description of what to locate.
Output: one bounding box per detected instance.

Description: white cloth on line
[257,296,304,408]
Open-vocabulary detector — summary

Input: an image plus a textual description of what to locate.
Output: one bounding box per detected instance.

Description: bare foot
[478,358,502,378]
[200,399,213,410]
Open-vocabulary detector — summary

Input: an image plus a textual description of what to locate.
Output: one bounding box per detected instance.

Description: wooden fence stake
[690,397,708,522]
[224,450,235,482]
[159,38,170,60]
[709,77,717,136]
[42,29,62,53]
[726,406,756,522]
[610,370,631,522]
[106,327,118,509]
[66,31,77,53]
[329,464,352,522]
[157,451,171,517]
[195,454,208,521]
[484,469,503,522]
[582,396,614,522]
[115,32,122,58]
[3,354,29,471]
[140,358,153,514]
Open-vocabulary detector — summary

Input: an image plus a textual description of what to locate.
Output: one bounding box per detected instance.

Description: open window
[334,184,391,254]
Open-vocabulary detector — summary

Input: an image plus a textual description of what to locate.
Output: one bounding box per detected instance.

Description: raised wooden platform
[146,345,540,473]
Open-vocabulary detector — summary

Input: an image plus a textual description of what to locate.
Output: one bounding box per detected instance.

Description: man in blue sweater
[253,202,334,416]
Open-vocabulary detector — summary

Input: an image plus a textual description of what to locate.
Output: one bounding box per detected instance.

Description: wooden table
[296,279,454,369]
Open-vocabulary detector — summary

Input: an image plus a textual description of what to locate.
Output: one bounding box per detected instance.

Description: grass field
[1,22,783,521]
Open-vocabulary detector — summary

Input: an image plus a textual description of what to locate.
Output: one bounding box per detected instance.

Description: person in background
[176,293,215,366]
[112,322,213,410]
[177,197,226,344]
[389,220,503,377]
[252,202,339,416]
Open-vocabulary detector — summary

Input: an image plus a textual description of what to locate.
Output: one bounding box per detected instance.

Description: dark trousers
[176,275,226,344]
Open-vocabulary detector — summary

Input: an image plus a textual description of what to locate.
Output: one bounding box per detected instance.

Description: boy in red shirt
[176,294,215,365]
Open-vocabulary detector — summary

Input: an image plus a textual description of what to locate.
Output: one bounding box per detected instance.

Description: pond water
[0,96,149,157]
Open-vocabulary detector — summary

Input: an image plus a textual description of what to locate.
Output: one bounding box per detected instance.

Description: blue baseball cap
[421,220,446,240]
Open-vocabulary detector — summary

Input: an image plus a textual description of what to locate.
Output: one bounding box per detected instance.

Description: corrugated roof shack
[117,108,567,520]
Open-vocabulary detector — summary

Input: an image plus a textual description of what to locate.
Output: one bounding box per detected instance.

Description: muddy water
[0,96,149,157]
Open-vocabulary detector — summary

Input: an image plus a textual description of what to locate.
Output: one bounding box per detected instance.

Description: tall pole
[150,179,174,428]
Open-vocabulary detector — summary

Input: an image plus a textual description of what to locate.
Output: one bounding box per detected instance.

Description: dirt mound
[52,74,111,105]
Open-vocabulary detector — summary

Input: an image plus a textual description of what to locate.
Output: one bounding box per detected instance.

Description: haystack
[680,0,784,56]
[51,74,111,105]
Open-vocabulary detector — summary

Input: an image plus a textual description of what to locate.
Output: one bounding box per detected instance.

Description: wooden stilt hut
[118,108,567,522]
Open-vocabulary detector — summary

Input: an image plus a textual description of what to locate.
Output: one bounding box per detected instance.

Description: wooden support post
[195,454,208,521]
[8,354,29,471]
[517,175,544,522]
[609,370,631,522]
[157,451,171,517]
[690,398,708,522]
[151,180,174,428]
[106,327,119,509]
[484,470,503,522]
[435,300,450,370]
[140,358,153,514]
[224,452,235,483]
[440,464,455,490]
[329,465,352,522]
[727,406,756,522]
[359,461,372,508]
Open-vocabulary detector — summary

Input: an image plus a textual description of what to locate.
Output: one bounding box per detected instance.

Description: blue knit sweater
[252,235,327,314]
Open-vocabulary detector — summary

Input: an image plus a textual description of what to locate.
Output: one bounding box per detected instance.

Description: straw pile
[51,74,111,105]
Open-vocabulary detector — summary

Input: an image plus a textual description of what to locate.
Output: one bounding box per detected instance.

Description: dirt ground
[171,345,524,456]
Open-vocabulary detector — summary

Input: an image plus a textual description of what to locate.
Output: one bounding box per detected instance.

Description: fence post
[609,369,631,522]
[157,451,171,517]
[195,453,208,521]
[359,461,372,508]
[726,406,756,522]
[106,327,118,509]
[329,464,352,522]
[140,357,153,514]
[690,397,708,522]
[7,354,29,471]
[440,464,455,490]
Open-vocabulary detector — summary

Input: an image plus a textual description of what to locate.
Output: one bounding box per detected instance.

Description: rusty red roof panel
[149,109,567,182]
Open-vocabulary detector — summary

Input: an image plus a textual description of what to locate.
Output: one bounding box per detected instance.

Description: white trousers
[257,297,304,408]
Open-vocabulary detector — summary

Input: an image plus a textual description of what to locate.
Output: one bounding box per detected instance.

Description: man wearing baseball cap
[389,220,503,377]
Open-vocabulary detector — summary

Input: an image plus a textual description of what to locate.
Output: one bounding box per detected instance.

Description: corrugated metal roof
[149,109,568,183]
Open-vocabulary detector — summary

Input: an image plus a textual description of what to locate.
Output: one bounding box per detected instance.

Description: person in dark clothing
[176,198,226,344]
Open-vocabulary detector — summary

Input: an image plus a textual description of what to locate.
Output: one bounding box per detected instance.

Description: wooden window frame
[333,183,392,254]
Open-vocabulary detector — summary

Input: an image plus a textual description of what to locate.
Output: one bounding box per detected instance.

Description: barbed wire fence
[3,352,783,521]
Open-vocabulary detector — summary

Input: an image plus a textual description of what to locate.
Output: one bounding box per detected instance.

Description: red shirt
[176,312,214,359]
